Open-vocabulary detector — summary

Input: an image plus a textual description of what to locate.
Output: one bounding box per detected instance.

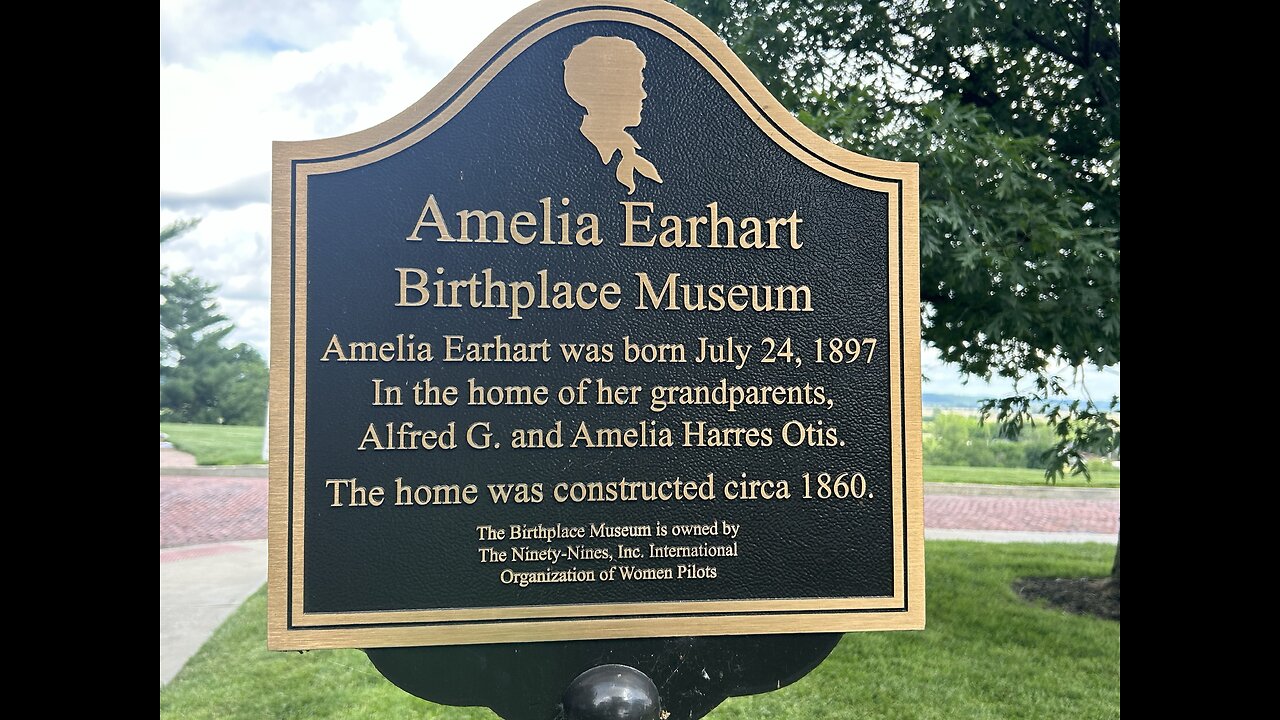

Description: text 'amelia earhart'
[405,194,804,250]
[391,195,815,320]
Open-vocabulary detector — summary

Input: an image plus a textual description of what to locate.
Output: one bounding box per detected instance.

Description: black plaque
[269,0,923,652]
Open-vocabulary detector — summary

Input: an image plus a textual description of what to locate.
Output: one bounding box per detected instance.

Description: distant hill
[923,393,985,410]
[923,393,1120,412]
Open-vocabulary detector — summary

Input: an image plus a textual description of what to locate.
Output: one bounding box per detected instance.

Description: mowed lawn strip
[160,542,1119,719]
[161,423,266,466]
[925,464,1120,488]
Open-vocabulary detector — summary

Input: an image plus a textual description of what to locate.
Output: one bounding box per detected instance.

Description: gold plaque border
[269,0,924,650]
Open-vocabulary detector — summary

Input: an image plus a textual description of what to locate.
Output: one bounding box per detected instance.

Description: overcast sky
[159,0,1119,403]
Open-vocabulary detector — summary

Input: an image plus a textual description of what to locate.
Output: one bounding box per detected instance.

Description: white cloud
[159,0,400,65]
[161,0,530,359]
[160,1,531,194]
[160,173,268,211]
[159,1,1120,404]
[161,203,271,352]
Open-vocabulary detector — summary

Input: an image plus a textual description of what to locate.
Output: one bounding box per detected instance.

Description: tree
[923,412,1056,469]
[160,221,268,425]
[160,269,229,371]
[674,0,1120,477]
[160,218,200,245]
[160,218,202,365]
[673,0,1120,588]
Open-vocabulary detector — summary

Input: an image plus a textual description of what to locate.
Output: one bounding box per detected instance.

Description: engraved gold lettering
[395,267,430,307]
[500,567,595,586]
[617,566,673,580]
[324,478,384,507]
[569,420,673,448]
[467,377,550,404]
[622,336,686,363]
[508,523,587,541]
[412,379,457,406]
[551,475,716,502]
[618,201,802,250]
[724,472,791,500]
[707,201,733,248]
[357,422,457,450]
[684,214,706,247]
[576,212,600,245]
[510,422,564,448]
[620,201,654,246]
[510,210,537,244]
[409,195,803,250]
[457,208,507,243]
[634,273,813,312]
[656,214,682,247]
[648,380,826,413]
[393,476,479,505]
[738,216,763,248]
[405,194,453,241]
[320,333,434,362]
[396,267,620,319]
[444,336,552,363]
[649,542,738,558]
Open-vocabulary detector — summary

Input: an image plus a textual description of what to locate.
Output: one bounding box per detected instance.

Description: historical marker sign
[269,0,923,651]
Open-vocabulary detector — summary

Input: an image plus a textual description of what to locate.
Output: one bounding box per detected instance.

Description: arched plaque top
[274,0,917,187]
[267,0,924,654]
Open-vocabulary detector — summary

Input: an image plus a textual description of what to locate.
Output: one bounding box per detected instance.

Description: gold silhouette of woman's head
[564,36,662,194]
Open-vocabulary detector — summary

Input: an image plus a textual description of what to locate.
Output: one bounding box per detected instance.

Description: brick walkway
[158,473,1119,549]
[925,495,1119,534]
[160,476,267,548]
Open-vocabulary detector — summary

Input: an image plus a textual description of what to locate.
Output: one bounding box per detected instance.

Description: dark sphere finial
[562,664,661,720]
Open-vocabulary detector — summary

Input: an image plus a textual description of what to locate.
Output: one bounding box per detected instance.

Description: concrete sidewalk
[160,540,267,686]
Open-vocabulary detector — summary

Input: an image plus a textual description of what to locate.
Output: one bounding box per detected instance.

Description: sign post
[270,1,922,716]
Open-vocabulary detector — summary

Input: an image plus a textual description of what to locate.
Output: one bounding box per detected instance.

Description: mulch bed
[1013,577,1120,621]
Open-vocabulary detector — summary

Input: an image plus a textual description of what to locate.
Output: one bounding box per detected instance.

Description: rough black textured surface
[366,633,840,719]
[294,9,900,718]
[300,17,895,615]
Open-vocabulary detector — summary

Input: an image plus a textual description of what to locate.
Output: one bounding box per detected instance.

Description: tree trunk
[1110,528,1120,590]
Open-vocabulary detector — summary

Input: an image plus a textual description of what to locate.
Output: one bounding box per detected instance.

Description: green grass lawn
[159,542,1119,719]
[160,423,266,465]
[924,464,1120,488]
